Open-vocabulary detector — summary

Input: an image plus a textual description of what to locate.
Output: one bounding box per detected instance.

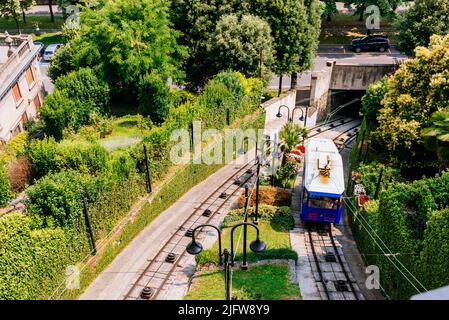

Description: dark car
[33,41,45,57]
[351,35,390,53]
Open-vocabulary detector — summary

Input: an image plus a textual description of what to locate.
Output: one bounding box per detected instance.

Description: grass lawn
[33,32,65,45]
[184,264,299,300]
[98,115,151,152]
[0,15,63,31]
[195,218,297,266]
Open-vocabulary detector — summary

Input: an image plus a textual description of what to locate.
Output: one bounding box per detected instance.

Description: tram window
[309,195,339,210]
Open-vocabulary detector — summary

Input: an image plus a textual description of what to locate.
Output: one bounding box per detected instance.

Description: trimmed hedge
[0,161,12,206]
[0,213,75,300]
[350,171,449,299]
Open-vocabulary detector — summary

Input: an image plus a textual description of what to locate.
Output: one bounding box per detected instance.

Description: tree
[170,0,246,89]
[0,0,22,33]
[323,0,337,22]
[51,0,186,101]
[250,0,322,94]
[0,161,12,207]
[208,14,275,84]
[373,34,449,171]
[279,122,308,152]
[343,0,403,21]
[361,77,389,125]
[19,0,33,23]
[395,0,449,56]
[423,109,449,170]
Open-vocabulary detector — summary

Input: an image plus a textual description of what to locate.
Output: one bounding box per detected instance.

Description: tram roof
[303,138,345,195]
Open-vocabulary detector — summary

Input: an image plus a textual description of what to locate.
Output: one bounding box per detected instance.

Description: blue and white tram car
[301,138,345,224]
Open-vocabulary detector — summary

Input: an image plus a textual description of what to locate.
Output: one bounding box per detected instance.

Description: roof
[411,286,449,300]
[45,44,61,51]
[303,138,345,196]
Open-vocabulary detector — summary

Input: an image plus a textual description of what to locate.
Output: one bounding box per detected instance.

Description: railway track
[123,160,258,300]
[306,224,364,300]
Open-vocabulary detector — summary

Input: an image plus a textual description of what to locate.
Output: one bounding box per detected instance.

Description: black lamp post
[238,136,259,164]
[276,105,306,126]
[186,222,266,300]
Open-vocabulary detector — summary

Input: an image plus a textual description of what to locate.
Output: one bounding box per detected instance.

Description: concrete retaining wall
[330,64,393,91]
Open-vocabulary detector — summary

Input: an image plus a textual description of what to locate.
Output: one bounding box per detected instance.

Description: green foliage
[352,162,399,197]
[349,171,449,299]
[0,213,75,300]
[361,77,389,125]
[322,0,337,21]
[373,34,449,170]
[395,0,449,56]
[279,122,308,152]
[27,170,100,229]
[28,137,109,178]
[137,73,172,124]
[54,67,110,112]
[226,205,294,230]
[208,14,274,83]
[250,0,324,75]
[52,0,186,97]
[48,42,77,81]
[0,161,12,206]
[423,109,449,170]
[274,160,299,189]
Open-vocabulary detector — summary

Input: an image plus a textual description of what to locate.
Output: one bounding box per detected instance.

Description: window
[33,94,41,110]
[308,195,339,210]
[26,67,35,87]
[12,83,22,103]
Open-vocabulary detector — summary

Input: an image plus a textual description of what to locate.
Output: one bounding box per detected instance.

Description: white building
[0,33,44,144]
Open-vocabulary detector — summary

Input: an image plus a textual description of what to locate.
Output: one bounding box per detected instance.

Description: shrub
[227,205,294,230]
[54,67,110,112]
[138,73,172,124]
[28,137,109,178]
[236,186,291,208]
[27,170,101,229]
[6,156,32,193]
[0,162,12,206]
[0,213,75,300]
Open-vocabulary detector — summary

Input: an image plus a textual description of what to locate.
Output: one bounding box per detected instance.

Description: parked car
[43,44,63,61]
[33,41,45,57]
[351,35,390,53]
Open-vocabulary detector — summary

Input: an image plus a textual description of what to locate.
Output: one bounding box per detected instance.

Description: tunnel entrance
[328,90,366,119]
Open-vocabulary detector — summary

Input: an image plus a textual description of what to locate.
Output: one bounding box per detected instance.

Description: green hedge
[0,161,12,206]
[0,213,76,300]
[28,137,109,178]
[349,171,449,299]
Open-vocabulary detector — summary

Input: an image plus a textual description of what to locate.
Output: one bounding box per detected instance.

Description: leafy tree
[343,0,403,21]
[0,0,22,32]
[423,109,449,170]
[250,0,323,92]
[323,0,337,21]
[208,14,275,84]
[170,0,246,88]
[51,0,186,99]
[374,34,449,171]
[395,0,449,56]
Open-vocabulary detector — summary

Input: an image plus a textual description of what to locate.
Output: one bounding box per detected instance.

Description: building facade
[0,33,44,144]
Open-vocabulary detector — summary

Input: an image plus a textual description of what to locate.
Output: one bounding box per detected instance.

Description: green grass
[196,218,297,266]
[98,115,151,152]
[32,32,65,45]
[0,16,63,31]
[184,264,299,300]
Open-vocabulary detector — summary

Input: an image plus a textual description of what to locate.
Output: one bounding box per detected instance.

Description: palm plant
[423,109,449,170]
[279,122,308,152]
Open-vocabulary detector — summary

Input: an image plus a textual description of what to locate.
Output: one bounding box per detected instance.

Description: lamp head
[250,238,266,253]
[276,112,282,118]
[186,240,203,255]
[299,116,304,121]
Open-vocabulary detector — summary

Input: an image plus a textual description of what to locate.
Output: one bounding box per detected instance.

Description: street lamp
[237,136,259,164]
[186,222,266,300]
[276,105,306,126]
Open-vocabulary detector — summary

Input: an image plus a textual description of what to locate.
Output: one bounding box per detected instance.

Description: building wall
[0,44,43,143]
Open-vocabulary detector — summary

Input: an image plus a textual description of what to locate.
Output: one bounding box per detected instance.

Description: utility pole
[374,167,384,200]
[82,194,97,255]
